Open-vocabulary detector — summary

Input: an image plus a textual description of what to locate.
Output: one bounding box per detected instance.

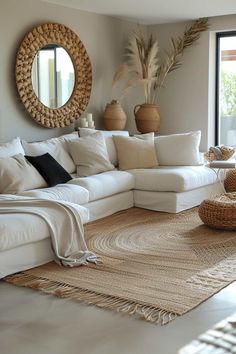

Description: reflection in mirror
[32,44,75,109]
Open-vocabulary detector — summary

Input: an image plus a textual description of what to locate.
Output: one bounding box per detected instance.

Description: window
[216,32,236,146]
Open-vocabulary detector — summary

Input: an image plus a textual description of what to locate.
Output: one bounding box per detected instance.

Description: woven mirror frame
[15,23,92,128]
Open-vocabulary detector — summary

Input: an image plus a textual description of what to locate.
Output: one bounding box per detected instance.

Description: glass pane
[219,36,236,147]
[32,45,75,109]
[56,47,75,108]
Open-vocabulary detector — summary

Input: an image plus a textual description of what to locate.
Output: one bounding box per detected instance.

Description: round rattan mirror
[15,23,92,128]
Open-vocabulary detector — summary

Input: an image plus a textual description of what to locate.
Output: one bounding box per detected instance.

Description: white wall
[1,1,236,148]
[148,15,236,151]
[0,0,141,142]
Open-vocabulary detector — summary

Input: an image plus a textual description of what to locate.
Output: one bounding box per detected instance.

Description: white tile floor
[0,280,236,354]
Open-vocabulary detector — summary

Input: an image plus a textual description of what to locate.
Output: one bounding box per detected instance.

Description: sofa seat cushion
[68,170,135,202]
[18,184,89,205]
[128,166,218,193]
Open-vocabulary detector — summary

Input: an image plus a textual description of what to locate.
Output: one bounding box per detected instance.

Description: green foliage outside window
[221,71,236,116]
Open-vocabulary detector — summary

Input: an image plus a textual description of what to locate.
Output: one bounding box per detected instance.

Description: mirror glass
[32,44,75,109]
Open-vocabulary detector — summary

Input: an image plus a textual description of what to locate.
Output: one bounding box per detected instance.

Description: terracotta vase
[103,100,127,130]
[134,103,160,133]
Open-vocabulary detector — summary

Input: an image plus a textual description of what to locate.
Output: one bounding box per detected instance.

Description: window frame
[215,30,236,145]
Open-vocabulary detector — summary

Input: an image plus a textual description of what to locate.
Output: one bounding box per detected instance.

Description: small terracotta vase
[134,103,160,133]
[103,100,127,130]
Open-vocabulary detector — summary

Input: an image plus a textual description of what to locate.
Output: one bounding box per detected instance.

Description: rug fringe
[4,273,177,325]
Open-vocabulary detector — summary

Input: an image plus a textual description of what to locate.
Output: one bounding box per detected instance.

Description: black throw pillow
[25,153,72,187]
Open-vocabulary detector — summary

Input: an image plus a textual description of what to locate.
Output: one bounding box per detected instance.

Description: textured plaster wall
[0,0,140,142]
[1,1,236,148]
[148,15,236,150]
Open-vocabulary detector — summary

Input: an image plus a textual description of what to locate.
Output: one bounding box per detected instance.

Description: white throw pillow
[0,137,24,158]
[113,133,158,170]
[68,131,115,177]
[154,131,201,166]
[79,128,129,166]
[22,132,78,174]
[0,154,47,194]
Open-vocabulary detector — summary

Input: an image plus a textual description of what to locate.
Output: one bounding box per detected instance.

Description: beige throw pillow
[0,154,47,194]
[113,134,159,170]
[68,131,115,177]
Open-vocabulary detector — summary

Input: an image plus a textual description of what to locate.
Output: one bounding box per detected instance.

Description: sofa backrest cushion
[68,131,115,177]
[0,154,47,194]
[22,132,78,174]
[154,131,202,166]
[26,153,72,187]
[0,137,24,158]
[113,133,159,170]
[79,128,129,166]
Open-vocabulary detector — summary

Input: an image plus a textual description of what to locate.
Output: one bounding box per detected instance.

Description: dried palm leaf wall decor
[113,18,209,104]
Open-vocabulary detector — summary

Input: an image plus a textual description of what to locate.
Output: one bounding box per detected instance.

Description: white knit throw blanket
[0,195,98,266]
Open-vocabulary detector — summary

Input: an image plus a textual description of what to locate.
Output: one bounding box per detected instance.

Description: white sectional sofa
[0,130,222,278]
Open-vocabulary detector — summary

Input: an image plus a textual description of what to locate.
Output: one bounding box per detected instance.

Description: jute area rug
[5,208,236,325]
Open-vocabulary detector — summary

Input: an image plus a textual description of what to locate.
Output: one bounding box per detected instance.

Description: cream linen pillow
[0,154,47,194]
[0,137,24,158]
[113,133,158,170]
[154,131,201,166]
[22,132,78,174]
[68,131,115,177]
[79,128,129,166]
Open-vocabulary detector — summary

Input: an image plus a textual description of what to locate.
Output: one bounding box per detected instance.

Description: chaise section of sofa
[129,166,222,213]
